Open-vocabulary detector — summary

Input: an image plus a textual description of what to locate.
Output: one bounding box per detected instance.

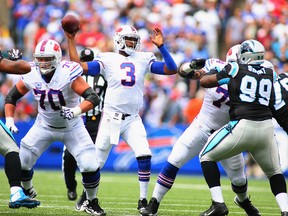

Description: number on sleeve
[212,86,230,108]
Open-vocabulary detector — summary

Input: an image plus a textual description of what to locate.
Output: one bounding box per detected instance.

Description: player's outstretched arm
[200,74,219,88]
[63,28,89,73]
[150,27,177,75]
[0,50,31,74]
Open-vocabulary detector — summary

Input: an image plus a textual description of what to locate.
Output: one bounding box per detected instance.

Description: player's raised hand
[5,117,19,133]
[7,49,23,61]
[150,27,164,48]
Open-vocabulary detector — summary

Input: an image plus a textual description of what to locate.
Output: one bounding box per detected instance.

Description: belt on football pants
[121,114,131,120]
[47,125,66,129]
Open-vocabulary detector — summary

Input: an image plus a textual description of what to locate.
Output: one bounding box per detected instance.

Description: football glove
[178,64,195,79]
[0,50,3,62]
[189,58,206,70]
[5,117,19,133]
[7,48,23,61]
[60,106,82,120]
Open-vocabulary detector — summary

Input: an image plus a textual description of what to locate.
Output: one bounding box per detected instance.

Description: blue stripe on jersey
[201,120,238,156]
[0,120,16,142]
[218,77,230,85]
[69,64,82,76]
[204,59,212,72]
[69,66,83,81]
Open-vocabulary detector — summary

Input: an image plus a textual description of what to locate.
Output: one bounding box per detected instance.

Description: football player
[4,39,106,215]
[0,49,40,209]
[61,48,108,212]
[272,71,288,134]
[199,39,288,216]
[63,25,177,214]
[142,45,259,216]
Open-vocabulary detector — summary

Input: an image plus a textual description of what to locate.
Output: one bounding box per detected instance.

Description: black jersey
[272,73,288,133]
[224,64,275,121]
[83,73,107,117]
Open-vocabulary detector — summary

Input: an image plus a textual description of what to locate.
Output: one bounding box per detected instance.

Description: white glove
[5,117,19,133]
[7,48,23,61]
[60,106,82,120]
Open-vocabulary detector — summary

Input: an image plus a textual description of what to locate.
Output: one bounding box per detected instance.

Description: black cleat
[23,187,37,198]
[75,190,87,211]
[9,189,40,209]
[138,198,148,214]
[282,212,288,216]
[85,198,106,216]
[234,196,260,216]
[67,189,77,201]
[199,200,229,216]
[141,197,159,216]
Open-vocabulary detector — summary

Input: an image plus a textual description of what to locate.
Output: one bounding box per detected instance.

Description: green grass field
[0,169,281,215]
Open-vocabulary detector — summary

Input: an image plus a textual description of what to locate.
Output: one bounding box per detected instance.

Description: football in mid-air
[61,14,80,33]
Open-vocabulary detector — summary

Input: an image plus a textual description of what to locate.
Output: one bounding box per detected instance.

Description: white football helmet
[226,44,240,63]
[238,39,265,65]
[113,25,140,55]
[261,60,274,69]
[33,39,62,75]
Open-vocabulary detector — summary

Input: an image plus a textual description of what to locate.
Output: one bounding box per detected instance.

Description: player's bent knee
[98,161,105,169]
[231,177,246,186]
[76,151,99,172]
[19,144,38,170]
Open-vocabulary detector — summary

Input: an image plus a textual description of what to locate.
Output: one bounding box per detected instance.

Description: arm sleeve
[5,86,24,105]
[151,45,177,75]
[87,61,101,76]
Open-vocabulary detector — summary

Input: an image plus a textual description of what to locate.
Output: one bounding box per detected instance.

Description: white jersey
[95,52,157,115]
[196,58,230,130]
[21,60,83,128]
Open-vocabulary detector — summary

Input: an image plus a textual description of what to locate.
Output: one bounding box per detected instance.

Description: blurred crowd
[0,0,287,127]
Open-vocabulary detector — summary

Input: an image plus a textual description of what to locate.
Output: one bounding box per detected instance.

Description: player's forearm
[79,100,94,113]
[200,74,219,88]
[2,59,31,74]
[4,103,16,117]
[158,45,177,75]
[67,37,80,63]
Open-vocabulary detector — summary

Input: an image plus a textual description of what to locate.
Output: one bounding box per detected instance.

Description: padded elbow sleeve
[81,87,100,107]
[5,86,23,106]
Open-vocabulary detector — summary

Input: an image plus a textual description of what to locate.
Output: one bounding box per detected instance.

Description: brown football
[61,14,80,33]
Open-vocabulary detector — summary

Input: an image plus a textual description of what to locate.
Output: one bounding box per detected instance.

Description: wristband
[71,106,82,117]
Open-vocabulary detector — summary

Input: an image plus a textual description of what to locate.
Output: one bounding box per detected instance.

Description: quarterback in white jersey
[64,25,177,214]
[142,45,259,216]
[4,39,106,215]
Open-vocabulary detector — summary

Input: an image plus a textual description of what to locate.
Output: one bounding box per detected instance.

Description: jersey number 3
[120,62,135,86]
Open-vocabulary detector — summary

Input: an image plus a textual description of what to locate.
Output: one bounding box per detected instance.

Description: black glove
[189,58,206,70]
[0,50,3,62]
[177,69,195,79]
[7,48,23,61]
